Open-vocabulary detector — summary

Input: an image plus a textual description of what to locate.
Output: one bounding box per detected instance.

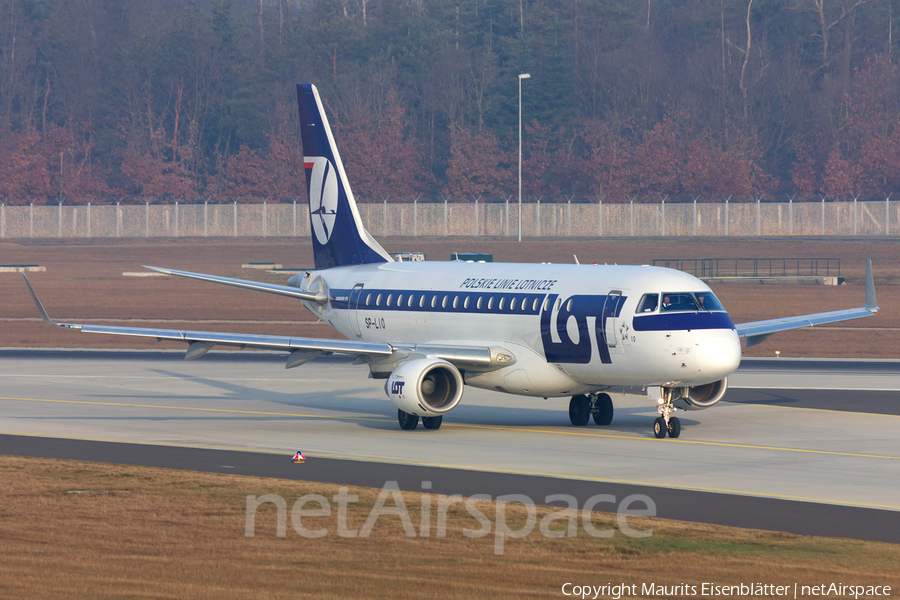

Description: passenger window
[555,298,561,310]
[542,297,549,311]
[488,297,494,310]
[386,294,392,307]
[636,293,659,313]
[566,299,573,311]
[464,296,470,309]
[442,295,448,308]
[453,296,458,309]
[419,295,425,308]
[366,293,372,306]
[499,298,506,310]
[431,295,437,308]
[533,298,539,311]
[376,294,382,306]
[477,297,483,309]
[510,298,517,311]
[397,294,403,306]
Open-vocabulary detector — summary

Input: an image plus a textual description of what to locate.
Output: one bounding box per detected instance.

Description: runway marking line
[2,430,899,513]
[3,395,900,463]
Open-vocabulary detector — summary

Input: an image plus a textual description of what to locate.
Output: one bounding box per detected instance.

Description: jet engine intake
[672,378,728,410]
[385,358,464,417]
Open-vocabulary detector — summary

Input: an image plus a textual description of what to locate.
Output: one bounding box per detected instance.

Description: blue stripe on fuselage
[633,312,735,331]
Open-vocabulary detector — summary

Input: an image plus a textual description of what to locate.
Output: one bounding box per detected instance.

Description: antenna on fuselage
[573,255,580,265]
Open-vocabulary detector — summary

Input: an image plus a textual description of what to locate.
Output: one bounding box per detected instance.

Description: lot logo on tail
[306,157,338,245]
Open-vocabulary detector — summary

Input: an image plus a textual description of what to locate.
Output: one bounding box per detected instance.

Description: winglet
[21,273,76,329]
[865,257,878,312]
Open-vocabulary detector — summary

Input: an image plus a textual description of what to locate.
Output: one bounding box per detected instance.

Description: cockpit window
[694,292,725,311]
[636,293,659,313]
[660,293,697,312]
[660,292,725,312]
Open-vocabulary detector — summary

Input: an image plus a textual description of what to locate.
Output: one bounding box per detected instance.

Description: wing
[734,258,879,348]
[21,274,512,372]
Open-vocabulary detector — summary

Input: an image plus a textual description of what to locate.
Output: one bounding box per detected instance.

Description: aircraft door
[348,284,365,338]
[602,291,624,353]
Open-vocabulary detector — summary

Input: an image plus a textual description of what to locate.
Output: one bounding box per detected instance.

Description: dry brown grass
[1,236,898,356]
[1,455,898,599]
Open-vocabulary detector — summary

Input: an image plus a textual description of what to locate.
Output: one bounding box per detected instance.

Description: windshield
[694,292,725,312]
[659,292,725,313]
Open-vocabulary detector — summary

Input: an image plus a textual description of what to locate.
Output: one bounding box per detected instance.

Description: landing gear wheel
[653,417,667,438]
[591,393,614,426]
[569,395,590,426]
[398,409,419,430]
[422,416,443,430]
[667,417,681,439]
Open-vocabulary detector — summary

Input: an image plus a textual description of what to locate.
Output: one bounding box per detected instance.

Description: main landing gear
[653,389,681,439]
[398,409,442,431]
[568,393,614,427]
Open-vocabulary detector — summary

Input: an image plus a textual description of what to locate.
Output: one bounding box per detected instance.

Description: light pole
[518,72,530,242]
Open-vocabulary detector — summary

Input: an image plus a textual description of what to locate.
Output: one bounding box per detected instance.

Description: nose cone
[696,332,742,380]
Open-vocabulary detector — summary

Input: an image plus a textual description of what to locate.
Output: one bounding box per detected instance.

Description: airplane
[22,83,880,439]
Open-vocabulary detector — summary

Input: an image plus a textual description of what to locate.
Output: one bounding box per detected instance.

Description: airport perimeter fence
[2,198,900,239]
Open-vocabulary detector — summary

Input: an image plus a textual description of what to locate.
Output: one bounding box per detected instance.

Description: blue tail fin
[297,84,392,269]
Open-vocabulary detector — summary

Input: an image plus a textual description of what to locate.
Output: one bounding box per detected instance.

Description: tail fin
[297,84,392,269]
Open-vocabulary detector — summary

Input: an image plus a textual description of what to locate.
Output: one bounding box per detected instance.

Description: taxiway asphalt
[1,349,898,542]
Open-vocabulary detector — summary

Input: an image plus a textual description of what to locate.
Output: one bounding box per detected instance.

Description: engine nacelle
[672,378,728,410]
[385,358,464,417]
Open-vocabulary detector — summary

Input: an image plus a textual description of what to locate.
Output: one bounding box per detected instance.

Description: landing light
[657,398,665,405]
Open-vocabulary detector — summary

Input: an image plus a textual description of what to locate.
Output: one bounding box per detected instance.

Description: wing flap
[76,323,393,355]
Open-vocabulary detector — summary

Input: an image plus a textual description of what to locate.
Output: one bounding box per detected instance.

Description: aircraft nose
[696,332,742,379]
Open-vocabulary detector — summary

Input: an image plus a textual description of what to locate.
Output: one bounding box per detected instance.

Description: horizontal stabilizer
[143,266,328,303]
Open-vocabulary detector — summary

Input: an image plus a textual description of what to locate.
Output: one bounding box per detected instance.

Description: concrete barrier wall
[1,200,897,239]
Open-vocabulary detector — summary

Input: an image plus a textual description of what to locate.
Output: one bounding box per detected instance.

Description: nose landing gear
[654,388,681,439]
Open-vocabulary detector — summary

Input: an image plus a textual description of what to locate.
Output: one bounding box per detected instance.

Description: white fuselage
[292,261,742,398]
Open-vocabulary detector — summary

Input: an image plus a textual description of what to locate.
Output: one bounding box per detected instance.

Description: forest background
[1,0,899,205]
